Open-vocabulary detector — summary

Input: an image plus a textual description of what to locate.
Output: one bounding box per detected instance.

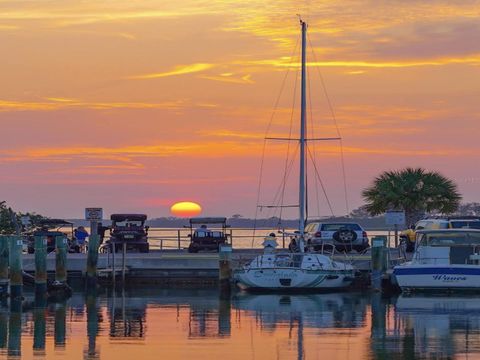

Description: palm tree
[362,168,461,226]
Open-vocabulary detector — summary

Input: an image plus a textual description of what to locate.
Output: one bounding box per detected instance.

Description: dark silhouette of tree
[362,168,461,226]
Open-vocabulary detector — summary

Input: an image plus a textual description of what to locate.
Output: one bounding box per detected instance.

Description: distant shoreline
[66,216,391,230]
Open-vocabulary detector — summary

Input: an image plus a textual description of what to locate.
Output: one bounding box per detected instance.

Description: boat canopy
[416,230,480,246]
[110,214,147,222]
[189,217,227,225]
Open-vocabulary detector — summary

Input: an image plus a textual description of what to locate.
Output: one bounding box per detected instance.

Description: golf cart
[103,214,149,253]
[187,217,230,253]
[26,219,80,254]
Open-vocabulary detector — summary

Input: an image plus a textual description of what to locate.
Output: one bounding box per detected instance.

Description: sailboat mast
[298,19,307,252]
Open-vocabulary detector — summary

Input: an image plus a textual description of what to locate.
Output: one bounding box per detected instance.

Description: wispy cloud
[129,63,214,79]
[198,73,254,84]
[0,99,185,112]
[243,55,480,69]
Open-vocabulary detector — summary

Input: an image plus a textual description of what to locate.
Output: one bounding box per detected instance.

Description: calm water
[1,288,480,359]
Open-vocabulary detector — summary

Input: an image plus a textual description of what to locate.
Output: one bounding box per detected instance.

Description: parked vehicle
[26,219,80,253]
[400,217,480,252]
[187,217,229,253]
[103,214,149,253]
[394,229,480,291]
[305,222,369,252]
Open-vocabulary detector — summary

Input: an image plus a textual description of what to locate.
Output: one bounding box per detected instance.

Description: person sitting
[288,238,299,252]
[195,224,209,237]
[262,233,278,253]
[74,226,89,253]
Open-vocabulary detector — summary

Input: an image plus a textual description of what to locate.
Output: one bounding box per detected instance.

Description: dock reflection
[0,288,480,359]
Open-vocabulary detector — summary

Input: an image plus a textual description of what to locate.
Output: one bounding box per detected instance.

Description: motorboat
[393,229,480,291]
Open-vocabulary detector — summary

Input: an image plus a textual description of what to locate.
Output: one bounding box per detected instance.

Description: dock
[19,248,408,288]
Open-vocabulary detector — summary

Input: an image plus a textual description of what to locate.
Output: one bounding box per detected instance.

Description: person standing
[74,226,89,253]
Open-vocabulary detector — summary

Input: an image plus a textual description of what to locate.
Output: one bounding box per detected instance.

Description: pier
[18,247,407,288]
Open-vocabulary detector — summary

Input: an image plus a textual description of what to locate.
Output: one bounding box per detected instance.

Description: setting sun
[170,201,202,218]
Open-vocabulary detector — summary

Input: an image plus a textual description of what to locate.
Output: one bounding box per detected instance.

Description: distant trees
[0,200,48,234]
[454,202,480,216]
[362,168,461,226]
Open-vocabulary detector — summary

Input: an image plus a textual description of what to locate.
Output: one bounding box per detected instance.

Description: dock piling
[33,301,46,355]
[55,235,68,284]
[371,236,388,291]
[0,236,9,297]
[54,301,67,348]
[86,221,99,287]
[9,235,23,299]
[219,244,232,293]
[34,235,47,299]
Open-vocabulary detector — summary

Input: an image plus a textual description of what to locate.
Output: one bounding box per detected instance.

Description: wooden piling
[0,310,8,348]
[219,244,232,293]
[33,304,46,354]
[55,235,67,284]
[8,297,22,357]
[371,236,387,291]
[34,235,47,298]
[86,289,99,358]
[9,235,23,299]
[86,221,99,287]
[0,236,9,297]
[54,301,67,348]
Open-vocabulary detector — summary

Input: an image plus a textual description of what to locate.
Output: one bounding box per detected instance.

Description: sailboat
[234,20,355,291]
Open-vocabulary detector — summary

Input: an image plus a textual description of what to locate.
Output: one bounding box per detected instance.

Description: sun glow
[170,201,202,218]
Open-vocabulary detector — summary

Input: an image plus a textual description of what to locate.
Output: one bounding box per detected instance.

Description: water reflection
[392,295,480,359]
[0,288,480,359]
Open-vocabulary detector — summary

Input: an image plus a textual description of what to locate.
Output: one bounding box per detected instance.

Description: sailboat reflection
[233,292,368,360]
[392,295,480,359]
[233,292,367,329]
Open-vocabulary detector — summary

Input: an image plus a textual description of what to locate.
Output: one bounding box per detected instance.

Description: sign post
[385,210,406,248]
[85,208,103,288]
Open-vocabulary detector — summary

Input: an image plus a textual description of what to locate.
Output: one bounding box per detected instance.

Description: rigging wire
[306,61,322,219]
[252,36,300,247]
[279,55,300,223]
[307,146,335,216]
[308,34,350,215]
[266,144,300,219]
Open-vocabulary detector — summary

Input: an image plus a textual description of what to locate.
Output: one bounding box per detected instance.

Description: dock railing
[145,228,404,251]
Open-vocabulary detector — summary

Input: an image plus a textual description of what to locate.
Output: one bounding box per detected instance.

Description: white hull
[394,264,480,291]
[234,267,354,290]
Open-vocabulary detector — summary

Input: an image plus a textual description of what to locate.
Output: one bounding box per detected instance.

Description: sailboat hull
[234,267,354,290]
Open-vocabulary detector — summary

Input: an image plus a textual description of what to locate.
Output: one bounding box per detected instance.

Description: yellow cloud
[129,63,214,79]
[198,73,254,84]
[0,99,184,111]
[244,55,480,69]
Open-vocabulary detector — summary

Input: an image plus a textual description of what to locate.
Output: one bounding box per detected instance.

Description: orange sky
[0,1,479,218]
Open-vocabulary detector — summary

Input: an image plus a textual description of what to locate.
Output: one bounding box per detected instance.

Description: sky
[0,0,479,219]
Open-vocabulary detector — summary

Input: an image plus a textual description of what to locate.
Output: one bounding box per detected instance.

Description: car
[187,217,230,253]
[103,214,150,253]
[305,222,369,252]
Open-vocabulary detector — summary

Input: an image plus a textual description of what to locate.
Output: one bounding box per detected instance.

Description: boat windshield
[450,220,480,229]
[417,231,480,246]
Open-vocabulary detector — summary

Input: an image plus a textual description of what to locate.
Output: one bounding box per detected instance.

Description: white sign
[385,210,406,226]
[20,216,30,226]
[85,208,103,221]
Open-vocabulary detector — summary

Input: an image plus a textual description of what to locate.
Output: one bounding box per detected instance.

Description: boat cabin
[414,229,480,265]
